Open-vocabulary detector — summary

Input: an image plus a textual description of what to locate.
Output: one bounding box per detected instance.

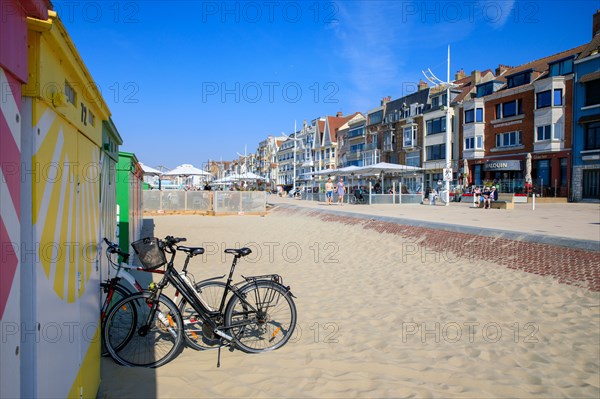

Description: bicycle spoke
[225,281,296,353]
[104,293,183,367]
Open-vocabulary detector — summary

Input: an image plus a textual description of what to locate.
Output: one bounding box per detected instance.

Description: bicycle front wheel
[224,280,297,353]
[101,282,134,357]
[179,280,227,350]
[104,292,183,367]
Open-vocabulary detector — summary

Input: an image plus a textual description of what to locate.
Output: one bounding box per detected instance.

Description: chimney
[495,64,512,76]
[380,96,391,106]
[593,10,600,37]
[470,70,481,84]
[336,111,343,117]
[455,69,466,80]
[418,79,429,91]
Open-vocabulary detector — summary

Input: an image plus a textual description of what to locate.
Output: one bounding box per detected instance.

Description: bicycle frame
[148,245,272,343]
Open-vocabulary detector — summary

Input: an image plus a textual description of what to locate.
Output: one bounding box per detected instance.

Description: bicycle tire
[178,280,227,350]
[101,282,134,356]
[104,292,183,368]
[224,280,297,353]
[349,195,357,204]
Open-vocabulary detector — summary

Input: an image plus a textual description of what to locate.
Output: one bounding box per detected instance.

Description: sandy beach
[98,205,600,398]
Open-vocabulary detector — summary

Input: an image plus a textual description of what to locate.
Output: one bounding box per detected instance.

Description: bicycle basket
[131,237,167,270]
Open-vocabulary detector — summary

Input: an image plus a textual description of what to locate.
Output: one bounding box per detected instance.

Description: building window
[88,110,95,126]
[426,116,446,135]
[507,71,531,88]
[426,143,446,161]
[536,91,551,108]
[465,137,474,149]
[65,81,76,105]
[496,99,523,119]
[465,109,474,124]
[369,110,383,125]
[585,80,600,106]
[431,96,439,108]
[553,89,563,106]
[549,58,573,76]
[403,125,416,148]
[475,108,483,122]
[465,136,483,150]
[585,122,600,150]
[406,151,420,167]
[496,130,522,148]
[476,82,493,98]
[536,125,551,141]
[554,123,563,140]
[348,126,365,138]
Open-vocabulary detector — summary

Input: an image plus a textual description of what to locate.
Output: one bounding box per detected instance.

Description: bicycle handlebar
[103,237,130,262]
[164,236,187,246]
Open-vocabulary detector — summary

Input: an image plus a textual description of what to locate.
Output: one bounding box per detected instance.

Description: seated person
[481,186,491,208]
[490,186,498,203]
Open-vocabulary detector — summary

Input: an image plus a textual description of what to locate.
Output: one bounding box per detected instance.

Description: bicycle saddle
[178,246,205,256]
[224,247,252,257]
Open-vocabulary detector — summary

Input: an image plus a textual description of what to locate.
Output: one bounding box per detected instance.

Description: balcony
[534,139,565,153]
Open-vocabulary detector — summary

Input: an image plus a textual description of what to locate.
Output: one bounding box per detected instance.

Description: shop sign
[483,160,521,171]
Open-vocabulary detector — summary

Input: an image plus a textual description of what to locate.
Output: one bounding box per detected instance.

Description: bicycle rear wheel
[179,280,227,350]
[101,282,134,356]
[224,280,297,353]
[104,292,183,367]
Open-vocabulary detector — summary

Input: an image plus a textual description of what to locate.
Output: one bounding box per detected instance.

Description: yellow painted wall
[23,11,114,398]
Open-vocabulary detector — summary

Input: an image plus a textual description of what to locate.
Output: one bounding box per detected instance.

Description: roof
[502,44,586,79]
[326,112,362,142]
[385,89,430,115]
[452,70,495,103]
[577,34,600,60]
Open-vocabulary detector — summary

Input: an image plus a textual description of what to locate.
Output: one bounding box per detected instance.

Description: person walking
[325,178,334,205]
[336,177,345,205]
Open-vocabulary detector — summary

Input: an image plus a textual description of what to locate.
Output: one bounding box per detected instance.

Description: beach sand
[98,210,600,398]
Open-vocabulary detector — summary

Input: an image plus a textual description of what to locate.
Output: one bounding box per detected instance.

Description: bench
[479,193,515,210]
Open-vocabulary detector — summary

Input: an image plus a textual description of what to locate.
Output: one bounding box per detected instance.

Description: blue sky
[54,0,599,170]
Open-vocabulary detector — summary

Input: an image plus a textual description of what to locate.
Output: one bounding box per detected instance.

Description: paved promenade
[268,196,600,292]
[268,196,600,250]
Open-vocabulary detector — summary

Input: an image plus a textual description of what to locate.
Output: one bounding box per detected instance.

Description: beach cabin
[1,2,122,397]
[116,152,144,254]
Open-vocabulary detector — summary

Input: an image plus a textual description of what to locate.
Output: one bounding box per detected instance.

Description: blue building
[572,11,600,201]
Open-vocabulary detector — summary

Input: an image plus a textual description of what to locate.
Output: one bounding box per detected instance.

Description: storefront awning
[578,114,600,124]
[579,71,600,83]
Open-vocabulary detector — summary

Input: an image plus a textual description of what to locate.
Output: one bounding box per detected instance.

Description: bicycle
[103,236,297,368]
[349,189,367,204]
[101,238,168,356]
[101,238,226,355]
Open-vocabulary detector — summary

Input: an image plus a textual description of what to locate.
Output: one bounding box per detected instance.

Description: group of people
[472,185,498,209]
[325,177,346,205]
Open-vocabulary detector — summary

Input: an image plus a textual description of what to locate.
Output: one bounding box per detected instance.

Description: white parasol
[525,153,532,185]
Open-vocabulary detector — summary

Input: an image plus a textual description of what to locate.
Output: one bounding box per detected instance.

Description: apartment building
[572,11,600,201]
[461,45,584,197]
[314,112,362,172]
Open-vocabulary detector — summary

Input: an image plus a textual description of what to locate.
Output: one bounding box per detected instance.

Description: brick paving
[273,205,600,292]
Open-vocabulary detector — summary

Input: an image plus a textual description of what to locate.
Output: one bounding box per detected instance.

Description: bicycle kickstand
[217,346,221,368]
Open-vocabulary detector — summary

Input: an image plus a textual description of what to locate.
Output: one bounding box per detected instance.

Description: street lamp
[422,45,458,206]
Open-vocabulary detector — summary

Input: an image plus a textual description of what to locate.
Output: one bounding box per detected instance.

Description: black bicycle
[103,236,297,367]
[349,188,367,204]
